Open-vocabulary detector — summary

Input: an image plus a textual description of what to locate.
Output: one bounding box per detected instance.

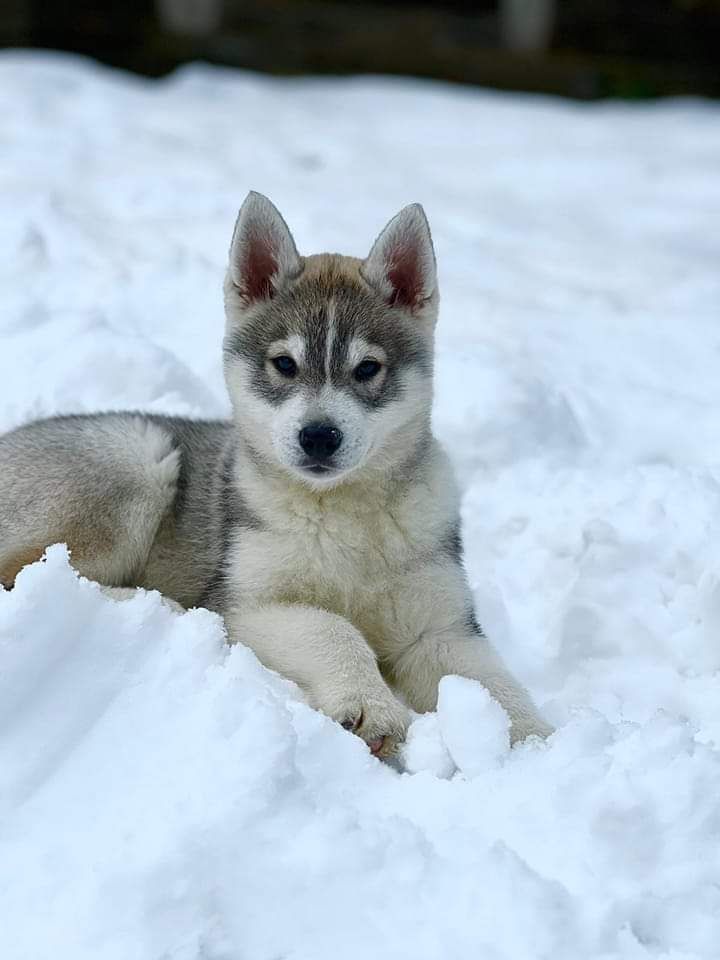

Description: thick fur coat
[0,193,551,754]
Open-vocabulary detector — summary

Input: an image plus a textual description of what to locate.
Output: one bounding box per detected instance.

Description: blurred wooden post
[155,0,223,35]
[499,0,556,53]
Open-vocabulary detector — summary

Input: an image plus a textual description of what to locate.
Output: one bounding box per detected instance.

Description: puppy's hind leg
[0,416,181,589]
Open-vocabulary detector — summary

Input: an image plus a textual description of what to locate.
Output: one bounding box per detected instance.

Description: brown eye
[354,359,382,382]
[272,355,297,377]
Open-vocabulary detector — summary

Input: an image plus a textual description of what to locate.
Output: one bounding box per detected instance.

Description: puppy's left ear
[361,204,437,316]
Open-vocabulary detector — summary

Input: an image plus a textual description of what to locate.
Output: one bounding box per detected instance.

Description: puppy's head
[223,192,439,488]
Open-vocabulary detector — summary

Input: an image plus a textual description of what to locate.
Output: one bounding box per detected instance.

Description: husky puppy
[0,192,551,755]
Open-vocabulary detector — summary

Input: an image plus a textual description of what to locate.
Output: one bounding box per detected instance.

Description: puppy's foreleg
[386,567,553,744]
[391,627,553,744]
[225,603,409,756]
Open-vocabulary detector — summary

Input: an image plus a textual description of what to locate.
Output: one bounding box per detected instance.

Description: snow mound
[2,51,720,959]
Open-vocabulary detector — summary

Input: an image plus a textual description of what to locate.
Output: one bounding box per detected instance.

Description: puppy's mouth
[301,462,337,476]
[293,459,352,484]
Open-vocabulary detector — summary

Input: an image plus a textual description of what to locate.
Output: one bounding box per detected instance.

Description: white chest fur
[226,447,459,639]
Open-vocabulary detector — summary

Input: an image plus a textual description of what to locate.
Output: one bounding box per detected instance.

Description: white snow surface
[1,51,720,959]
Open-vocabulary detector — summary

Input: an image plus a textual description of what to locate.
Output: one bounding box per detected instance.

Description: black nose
[298,422,343,460]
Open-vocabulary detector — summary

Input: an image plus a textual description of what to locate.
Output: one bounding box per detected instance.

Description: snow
[1,49,720,959]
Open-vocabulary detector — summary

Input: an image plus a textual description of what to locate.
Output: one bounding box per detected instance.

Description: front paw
[310,680,411,759]
[509,713,554,745]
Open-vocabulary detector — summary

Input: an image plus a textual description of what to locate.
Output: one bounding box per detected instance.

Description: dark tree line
[3,0,719,99]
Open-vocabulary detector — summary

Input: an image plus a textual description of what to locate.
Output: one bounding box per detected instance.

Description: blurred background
[2,0,719,99]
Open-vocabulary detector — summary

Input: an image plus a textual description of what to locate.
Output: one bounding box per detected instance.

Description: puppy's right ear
[229,192,302,302]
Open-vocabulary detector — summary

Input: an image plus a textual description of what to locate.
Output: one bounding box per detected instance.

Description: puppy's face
[223,194,439,488]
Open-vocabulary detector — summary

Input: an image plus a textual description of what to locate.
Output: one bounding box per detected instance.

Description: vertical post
[155,0,223,36]
[499,0,556,54]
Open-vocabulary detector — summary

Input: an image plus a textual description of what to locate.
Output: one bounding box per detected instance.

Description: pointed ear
[229,192,302,302]
[361,204,437,313]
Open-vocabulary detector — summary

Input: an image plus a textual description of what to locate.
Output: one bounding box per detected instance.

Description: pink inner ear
[386,241,423,309]
[239,235,278,301]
